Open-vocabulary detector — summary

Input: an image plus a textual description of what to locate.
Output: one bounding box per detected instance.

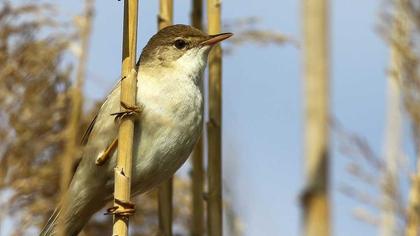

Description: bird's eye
[174,39,187,49]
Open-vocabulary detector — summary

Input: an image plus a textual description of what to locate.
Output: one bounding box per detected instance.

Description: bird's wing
[78,81,122,167]
[80,80,122,147]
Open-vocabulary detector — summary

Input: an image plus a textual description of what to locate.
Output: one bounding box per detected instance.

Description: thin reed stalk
[302,0,330,235]
[112,0,139,235]
[190,0,205,235]
[381,1,404,235]
[207,0,223,235]
[157,0,174,235]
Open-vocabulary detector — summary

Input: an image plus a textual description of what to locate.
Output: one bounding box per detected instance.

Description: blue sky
[5,0,394,235]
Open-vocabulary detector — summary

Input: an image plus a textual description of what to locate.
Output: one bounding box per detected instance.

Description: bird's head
[138,24,232,75]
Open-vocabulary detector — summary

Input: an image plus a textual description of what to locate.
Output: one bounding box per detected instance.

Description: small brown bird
[40,24,232,235]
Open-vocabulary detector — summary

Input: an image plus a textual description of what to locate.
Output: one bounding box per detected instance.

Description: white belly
[130,72,203,194]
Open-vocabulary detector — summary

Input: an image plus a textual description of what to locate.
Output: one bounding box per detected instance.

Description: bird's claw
[111,101,143,123]
[105,199,136,217]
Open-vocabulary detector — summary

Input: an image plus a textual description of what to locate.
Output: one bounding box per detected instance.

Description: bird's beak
[200,32,233,46]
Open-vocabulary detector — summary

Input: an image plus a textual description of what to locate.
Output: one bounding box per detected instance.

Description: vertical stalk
[207,0,223,235]
[158,179,173,236]
[191,137,205,236]
[58,0,94,234]
[406,168,420,236]
[190,0,205,235]
[302,0,330,235]
[191,0,203,30]
[382,1,403,235]
[157,0,173,235]
[112,0,138,235]
[158,0,173,29]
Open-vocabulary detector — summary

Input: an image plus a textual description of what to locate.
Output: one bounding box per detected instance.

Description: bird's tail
[39,206,61,236]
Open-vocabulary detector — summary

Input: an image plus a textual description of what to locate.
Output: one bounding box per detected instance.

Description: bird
[40,24,232,236]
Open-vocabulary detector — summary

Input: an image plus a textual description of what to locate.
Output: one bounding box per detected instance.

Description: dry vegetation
[337,0,420,235]
[223,17,297,54]
[0,2,72,233]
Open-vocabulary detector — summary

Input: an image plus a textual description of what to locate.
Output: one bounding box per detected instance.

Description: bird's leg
[95,138,118,166]
[111,101,143,123]
[98,100,142,166]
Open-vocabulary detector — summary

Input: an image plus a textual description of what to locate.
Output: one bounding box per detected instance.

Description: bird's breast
[139,75,203,132]
[130,72,203,193]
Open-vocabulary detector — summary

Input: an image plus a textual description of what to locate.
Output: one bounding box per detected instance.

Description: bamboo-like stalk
[381,80,401,236]
[381,2,403,235]
[191,0,203,30]
[158,0,173,29]
[190,0,205,235]
[158,178,173,236]
[58,0,94,235]
[302,0,330,235]
[207,0,223,235]
[112,0,139,235]
[406,170,420,236]
[191,137,205,236]
[157,0,173,235]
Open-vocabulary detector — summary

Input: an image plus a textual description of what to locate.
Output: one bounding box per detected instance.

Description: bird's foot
[111,101,143,123]
[105,199,136,216]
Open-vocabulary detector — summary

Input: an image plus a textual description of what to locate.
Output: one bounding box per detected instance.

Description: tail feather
[39,207,61,236]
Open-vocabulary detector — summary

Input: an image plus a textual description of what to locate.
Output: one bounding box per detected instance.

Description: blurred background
[1,0,419,235]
